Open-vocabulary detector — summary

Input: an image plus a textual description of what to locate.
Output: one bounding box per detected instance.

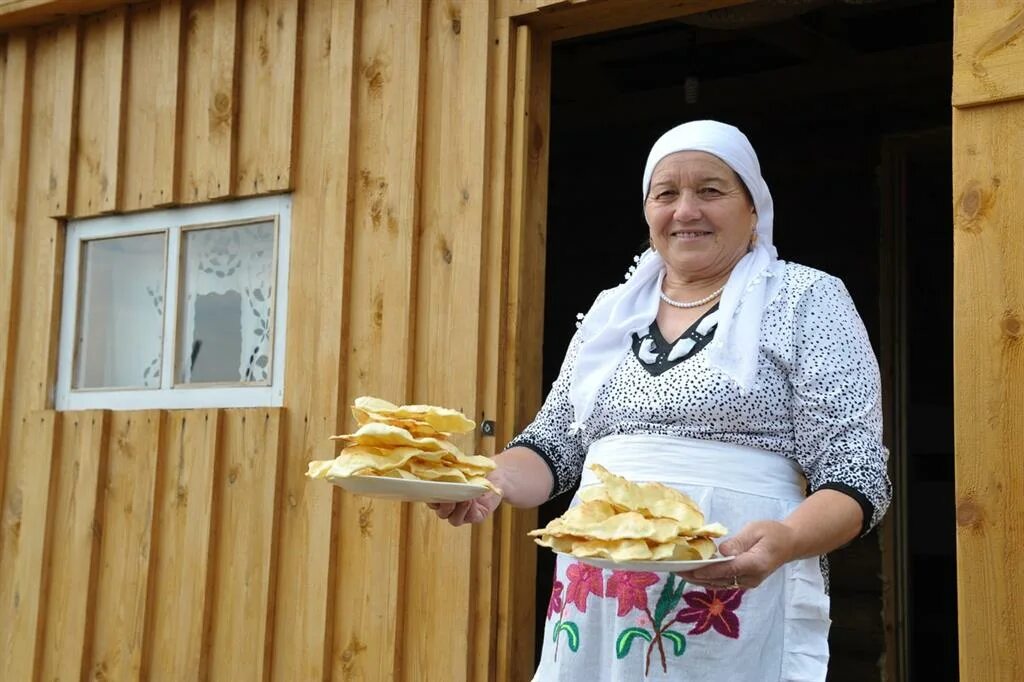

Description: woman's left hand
[676,520,798,590]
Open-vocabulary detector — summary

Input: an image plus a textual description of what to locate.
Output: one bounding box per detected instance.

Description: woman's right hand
[428,490,502,526]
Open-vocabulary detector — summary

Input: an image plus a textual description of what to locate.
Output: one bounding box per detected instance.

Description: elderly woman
[431,120,890,681]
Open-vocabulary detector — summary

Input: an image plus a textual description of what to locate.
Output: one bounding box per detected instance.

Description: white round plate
[555,552,734,573]
[326,474,488,503]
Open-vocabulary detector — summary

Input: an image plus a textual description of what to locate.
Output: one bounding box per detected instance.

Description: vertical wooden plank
[481,18,524,682]
[71,6,127,216]
[39,410,110,682]
[236,0,298,195]
[332,0,426,678]
[953,3,1024,107]
[0,32,31,548]
[271,0,358,679]
[206,409,282,682]
[7,20,78,420]
[403,0,492,679]
[497,23,549,682]
[141,409,219,681]
[179,0,239,202]
[47,20,79,217]
[88,411,164,682]
[470,12,517,682]
[953,101,1024,682]
[0,411,59,682]
[123,0,184,211]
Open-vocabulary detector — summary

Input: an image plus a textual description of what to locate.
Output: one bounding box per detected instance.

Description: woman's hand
[677,489,863,589]
[428,490,502,526]
[677,520,797,590]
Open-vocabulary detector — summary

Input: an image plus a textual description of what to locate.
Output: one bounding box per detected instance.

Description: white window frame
[55,195,292,411]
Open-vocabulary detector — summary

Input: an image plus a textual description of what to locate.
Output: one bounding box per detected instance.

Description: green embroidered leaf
[662,630,687,657]
[654,574,684,627]
[555,621,580,652]
[615,627,652,659]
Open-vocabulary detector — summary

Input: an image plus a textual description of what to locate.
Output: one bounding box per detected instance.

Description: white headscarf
[568,120,786,432]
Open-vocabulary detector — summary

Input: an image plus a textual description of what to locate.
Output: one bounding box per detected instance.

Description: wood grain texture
[142,409,220,681]
[39,410,110,682]
[953,102,1024,681]
[332,0,425,678]
[271,0,358,679]
[0,32,30,550]
[46,20,79,217]
[954,2,1024,107]
[87,411,164,682]
[123,0,184,210]
[0,0,144,30]
[205,409,282,682]
[71,7,127,216]
[0,411,58,682]
[497,24,548,682]
[404,1,492,679]
[179,0,239,202]
[235,0,297,194]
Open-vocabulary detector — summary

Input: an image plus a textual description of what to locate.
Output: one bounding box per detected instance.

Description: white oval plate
[326,474,488,503]
[555,552,734,573]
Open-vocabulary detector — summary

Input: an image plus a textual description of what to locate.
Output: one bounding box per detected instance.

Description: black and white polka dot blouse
[509,262,891,535]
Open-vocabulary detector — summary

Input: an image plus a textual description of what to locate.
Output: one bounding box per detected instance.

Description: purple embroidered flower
[547,579,564,620]
[606,571,660,617]
[676,588,745,638]
[565,562,604,613]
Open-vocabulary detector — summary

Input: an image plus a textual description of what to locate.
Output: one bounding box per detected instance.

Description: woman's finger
[434,502,456,519]
[447,501,472,526]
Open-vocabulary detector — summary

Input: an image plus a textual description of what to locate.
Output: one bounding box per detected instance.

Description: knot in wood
[956,498,983,529]
[1002,313,1023,338]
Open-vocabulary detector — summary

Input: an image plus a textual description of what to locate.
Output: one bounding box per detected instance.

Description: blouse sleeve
[791,275,892,535]
[506,328,587,499]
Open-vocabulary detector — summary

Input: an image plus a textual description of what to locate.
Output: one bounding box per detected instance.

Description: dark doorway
[535,0,955,679]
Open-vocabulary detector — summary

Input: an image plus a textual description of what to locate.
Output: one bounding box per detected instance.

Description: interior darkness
[535,0,956,679]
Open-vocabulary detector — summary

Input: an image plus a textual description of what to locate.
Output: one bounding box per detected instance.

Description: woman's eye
[656,190,677,200]
[698,187,723,196]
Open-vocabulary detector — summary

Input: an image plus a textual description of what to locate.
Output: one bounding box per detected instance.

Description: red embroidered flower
[565,562,604,613]
[547,579,565,620]
[606,571,660,617]
[676,588,745,638]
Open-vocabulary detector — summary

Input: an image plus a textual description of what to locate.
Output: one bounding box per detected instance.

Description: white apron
[533,434,830,682]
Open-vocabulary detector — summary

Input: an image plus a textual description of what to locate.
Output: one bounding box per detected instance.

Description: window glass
[176,221,276,385]
[74,233,166,389]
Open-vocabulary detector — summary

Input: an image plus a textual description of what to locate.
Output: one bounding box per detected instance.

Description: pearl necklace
[659,285,725,309]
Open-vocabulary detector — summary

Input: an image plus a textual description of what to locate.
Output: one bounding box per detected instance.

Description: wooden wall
[0,0,542,679]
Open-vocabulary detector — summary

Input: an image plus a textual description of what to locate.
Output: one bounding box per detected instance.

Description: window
[55,195,291,410]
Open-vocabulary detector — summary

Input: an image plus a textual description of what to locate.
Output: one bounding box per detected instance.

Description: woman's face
[644,151,756,281]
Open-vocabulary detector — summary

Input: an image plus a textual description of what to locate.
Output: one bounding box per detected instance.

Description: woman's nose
[672,190,702,222]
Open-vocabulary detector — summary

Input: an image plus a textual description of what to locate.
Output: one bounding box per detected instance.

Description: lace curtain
[178,222,276,383]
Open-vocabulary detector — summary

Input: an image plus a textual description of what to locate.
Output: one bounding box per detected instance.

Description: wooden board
[179,0,238,202]
[270,0,357,678]
[123,0,184,210]
[235,0,297,194]
[0,0,145,29]
[953,3,1024,107]
[88,411,164,681]
[46,20,78,217]
[142,409,219,681]
[0,411,58,682]
[332,0,425,678]
[953,102,1024,681]
[71,7,127,216]
[0,32,30,533]
[403,1,492,679]
[205,409,282,682]
[39,410,110,682]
